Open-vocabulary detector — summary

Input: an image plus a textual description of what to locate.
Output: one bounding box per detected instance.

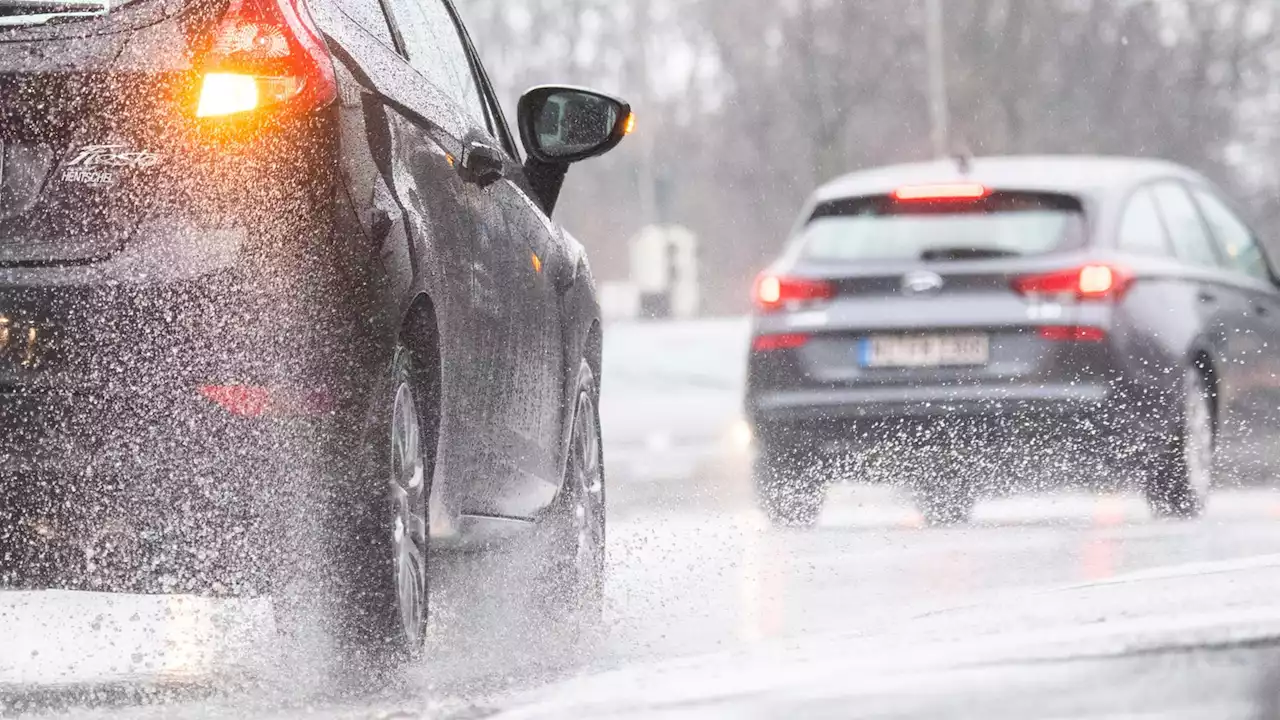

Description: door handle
[460,142,506,188]
[1256,302,1271,317]
[1198,290,1218,304]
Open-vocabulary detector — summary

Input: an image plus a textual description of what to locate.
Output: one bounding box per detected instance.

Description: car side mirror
[517,85,632,215]
[518,85,632,164]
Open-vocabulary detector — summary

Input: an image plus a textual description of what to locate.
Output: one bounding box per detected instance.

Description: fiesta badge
[62,144,162,186]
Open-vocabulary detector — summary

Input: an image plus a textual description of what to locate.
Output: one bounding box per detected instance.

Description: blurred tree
[457,0,1280,315]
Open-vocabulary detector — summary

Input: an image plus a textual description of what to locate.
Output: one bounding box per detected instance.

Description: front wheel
[535,360,606,637]
[1145,367,1214,519]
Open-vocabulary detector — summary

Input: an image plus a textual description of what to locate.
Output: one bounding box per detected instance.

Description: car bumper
[746,380,1176,457]
[0,387,344,592]
[748,383,1109,424]
[0,227,380,555]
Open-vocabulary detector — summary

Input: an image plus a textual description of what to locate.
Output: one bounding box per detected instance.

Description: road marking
[1062,551,1280,590]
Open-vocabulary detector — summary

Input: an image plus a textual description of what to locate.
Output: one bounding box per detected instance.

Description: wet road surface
[8,482,1280,718]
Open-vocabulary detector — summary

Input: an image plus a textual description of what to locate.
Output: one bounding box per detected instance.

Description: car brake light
[1012,264,1132,302]
[753,274,834,312]
[892,183,990,201]
[195,0,336,118]
[1039,326,1107,342]
[752,333,811,352]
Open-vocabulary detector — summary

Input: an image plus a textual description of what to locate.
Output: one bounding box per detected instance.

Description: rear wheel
[754,441,826,527]
[911,445,977,525]
[274,346,435,680]
[0,513,70,590]
[1145,367,1214,519]
[914,481,977,526]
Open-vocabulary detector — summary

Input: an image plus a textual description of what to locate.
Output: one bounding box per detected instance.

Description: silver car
[746,156,1280,526]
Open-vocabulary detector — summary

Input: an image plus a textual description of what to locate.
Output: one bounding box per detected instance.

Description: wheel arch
[560,256,604,399]
[402,292,443,457]
[402,293,441,372]
[553,260,604,505]
[585,319,603,389]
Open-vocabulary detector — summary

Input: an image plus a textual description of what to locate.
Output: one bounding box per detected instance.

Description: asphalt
[7,483,1280,719]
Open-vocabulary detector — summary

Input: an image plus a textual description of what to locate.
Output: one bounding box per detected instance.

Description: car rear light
[195,0,336,118]
[752,333,811,352]
[199,384,334,417]
[1012,264,1132,302]
[753,274,834,312]
[1039,326,1107,342]
[892,183,990,201]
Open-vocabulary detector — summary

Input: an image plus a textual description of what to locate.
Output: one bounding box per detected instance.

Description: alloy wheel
[390,381,428,648]
[569,388,605,611]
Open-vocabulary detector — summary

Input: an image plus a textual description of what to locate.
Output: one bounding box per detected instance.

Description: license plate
[859,334,989,368]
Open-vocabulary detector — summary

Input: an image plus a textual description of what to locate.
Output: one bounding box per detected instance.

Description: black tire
[914,481,976,526]
[0,513,63,590]
[911,450,977,526]
[535,361,606,639]
[274,344,437,682]
[1145,367,1214,520]
[754,441,826,527]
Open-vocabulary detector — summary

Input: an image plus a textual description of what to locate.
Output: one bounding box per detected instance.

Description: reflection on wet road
[605,486,1280,663]
[8,484,1280,717]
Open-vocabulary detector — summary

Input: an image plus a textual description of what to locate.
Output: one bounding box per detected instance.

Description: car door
[399,0,561,518]
[1190,185,1280,450]
[439,3,568,516]
[1149,181,1258,449]
[314,0,512,519]
[484,157,570,514]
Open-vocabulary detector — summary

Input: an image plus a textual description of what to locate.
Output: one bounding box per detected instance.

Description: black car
[746,156,1280,526]
[0,0,628,670]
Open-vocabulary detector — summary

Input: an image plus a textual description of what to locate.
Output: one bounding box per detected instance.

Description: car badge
[61,144,162,187]
[902,270,944,296]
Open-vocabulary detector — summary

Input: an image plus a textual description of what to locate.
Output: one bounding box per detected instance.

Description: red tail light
[752,333,811,352]
[1012,264,1132,302]
[196,0,336,118]
[754,274,834,312]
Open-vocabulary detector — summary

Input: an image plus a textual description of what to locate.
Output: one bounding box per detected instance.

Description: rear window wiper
[919,247,1021,262]
[0,0,108,26]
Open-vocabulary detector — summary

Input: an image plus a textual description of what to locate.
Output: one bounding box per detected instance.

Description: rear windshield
[800,191,1086,263]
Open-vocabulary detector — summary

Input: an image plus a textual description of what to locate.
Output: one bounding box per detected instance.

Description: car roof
[813,155,1205,204]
